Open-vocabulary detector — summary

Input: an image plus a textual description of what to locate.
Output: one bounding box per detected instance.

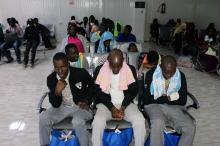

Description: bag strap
[114,124,121,134]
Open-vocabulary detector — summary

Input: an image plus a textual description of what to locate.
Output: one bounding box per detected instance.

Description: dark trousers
[24,40,39,65]
[173,33,182,54]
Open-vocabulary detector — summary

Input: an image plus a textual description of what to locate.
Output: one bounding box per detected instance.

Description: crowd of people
[150,18,220,72]
[2,15,216,146]
[0,17,55,67]
[32,15,198,146]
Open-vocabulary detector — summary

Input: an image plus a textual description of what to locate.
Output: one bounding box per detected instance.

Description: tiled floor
[0,43,220,146]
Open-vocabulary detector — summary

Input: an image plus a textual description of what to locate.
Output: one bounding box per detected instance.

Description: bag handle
[114,124,121,134]
[59,130,74,141]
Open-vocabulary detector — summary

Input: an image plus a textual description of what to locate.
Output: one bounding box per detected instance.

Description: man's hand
[77,101,90,110]
[118,106,125,119]
[111,106,123,120]
[55,79,67,96]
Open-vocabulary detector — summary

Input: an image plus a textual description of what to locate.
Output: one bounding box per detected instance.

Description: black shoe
[23,63,27,68]
[17,60,22,64]
[7,57,14,63]
[30,63,34,68]
[47,45,56,50]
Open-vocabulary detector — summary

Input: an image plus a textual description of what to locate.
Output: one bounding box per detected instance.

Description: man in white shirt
[92,49,146,146]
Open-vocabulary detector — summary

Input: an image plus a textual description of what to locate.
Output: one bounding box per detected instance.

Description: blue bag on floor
[145,132,180,146]
[50,129,79,146]
[103,128,133,146]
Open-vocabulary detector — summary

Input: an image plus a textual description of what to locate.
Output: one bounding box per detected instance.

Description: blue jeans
[1,40,22,61]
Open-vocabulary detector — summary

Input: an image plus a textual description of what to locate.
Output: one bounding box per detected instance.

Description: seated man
[117,25,136,42]
[39,52,94,146]
[1,18,23,63]
[142,55,196,146]
[65,43,89,70]
[92,49,146,146]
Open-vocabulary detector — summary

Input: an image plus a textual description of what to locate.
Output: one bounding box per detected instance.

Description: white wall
[0,0,220,41]
[102,0,135,26]
[144,0,195,41]
[146,0,194,24]
[0,0,145,41]
[0,0,102,41]
[195,0,220,30]
[144,0,220,41]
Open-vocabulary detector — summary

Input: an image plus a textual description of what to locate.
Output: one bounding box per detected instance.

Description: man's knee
[181,121,196,135]
[131,114,146,127]
[72,117,86,127]
[150,119,165,130]
[39,112,50,127]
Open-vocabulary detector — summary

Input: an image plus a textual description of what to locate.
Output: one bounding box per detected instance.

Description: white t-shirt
[110,73,124,107]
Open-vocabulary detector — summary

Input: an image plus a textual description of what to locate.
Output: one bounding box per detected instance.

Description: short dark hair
[65,44,78,54]
[76,27,86,36]
[7,18,11,23]
[108,49,124,61]
[161,55,177,68]
[68,23,77,29]
[71,16,75,20]
[127,43,137,51]
[148,51,159,65]
[53,52,68,64]
[33,18,39,23]
[125,25,132,32]
[177,18,181,23]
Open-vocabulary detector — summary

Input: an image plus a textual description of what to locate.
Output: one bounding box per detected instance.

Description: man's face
[9,21,16,27]
[104,40,111,48]
[66,48,79,62]
[161,63,176,80]
[54,60,69,79]
[68,25,76,37]
[123,27,130,36]
[109,57,123,74]
[83,18,88,24]
[7,20,12,26]
[128,46,138,52]
[33,19,39,25]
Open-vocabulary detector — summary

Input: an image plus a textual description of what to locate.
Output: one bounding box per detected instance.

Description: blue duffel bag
[50,129,80,146]
[145,132,181,146]
[103,128,133,146]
